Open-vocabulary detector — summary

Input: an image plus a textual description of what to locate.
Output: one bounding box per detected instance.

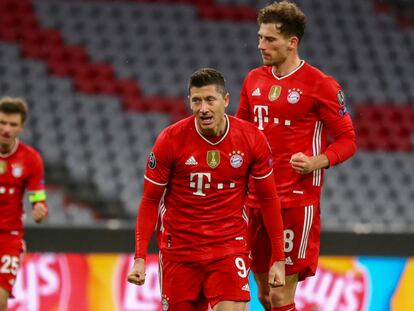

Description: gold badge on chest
[268,85,282,101]
[0,161,6,174]
[207,150,220,169]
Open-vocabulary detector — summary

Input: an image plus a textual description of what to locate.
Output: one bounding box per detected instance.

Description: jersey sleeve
[144,128,174,186]
[248,127,284,261]
[27,151,47,204]
[135,179,165,259]
[253,175,284,262]
[136,128,174,259]
[249,129,273,179]
[315,77,357,167]
[236,75,253,121]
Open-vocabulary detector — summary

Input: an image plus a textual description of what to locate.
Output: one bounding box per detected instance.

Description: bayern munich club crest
[161,295,169,311]
[287,88,303,104]
[11,164,23,178]
[229,151,244,168]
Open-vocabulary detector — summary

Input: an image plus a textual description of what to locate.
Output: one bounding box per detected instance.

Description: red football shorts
[0,232,25,296]
[248,203,320,281]
[159,252,251,310]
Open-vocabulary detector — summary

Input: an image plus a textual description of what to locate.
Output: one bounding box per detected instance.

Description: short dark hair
[0,96,28,122]
[188,68,228,96]
[258,1,306,42]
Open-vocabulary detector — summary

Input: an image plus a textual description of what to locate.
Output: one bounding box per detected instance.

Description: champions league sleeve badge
[337,89,346,106]
[337,90,348,116]
[148,152,156,169]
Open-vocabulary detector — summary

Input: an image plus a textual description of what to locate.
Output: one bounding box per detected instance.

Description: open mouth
[200,115,213,125]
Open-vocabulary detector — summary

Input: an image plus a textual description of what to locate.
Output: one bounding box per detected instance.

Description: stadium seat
[1,0,414,230]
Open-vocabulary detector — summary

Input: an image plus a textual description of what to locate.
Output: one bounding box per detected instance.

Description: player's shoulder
[229,115,263,137]
[158,115,194,139]
[302,62,338,85]
[17,141,43,165]
[18,141,41,157]
[229,116,269,155]
[246,66,272,80]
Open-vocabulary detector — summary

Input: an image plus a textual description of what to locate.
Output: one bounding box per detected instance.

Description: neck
[198,115,228,137]
[272,54,301,77]
[215,115,227,136]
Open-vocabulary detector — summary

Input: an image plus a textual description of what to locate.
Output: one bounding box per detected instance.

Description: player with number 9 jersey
[128,68,285,311]
[147,113,274,262]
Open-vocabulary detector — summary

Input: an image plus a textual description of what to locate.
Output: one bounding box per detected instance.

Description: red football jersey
[144,115,273,262]
[237,61,356,209]
[0,140,46,233]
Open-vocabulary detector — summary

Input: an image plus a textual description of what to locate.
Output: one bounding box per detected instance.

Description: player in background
[236,2,357,310]
[0,97,48,311]
[128,68,285,311]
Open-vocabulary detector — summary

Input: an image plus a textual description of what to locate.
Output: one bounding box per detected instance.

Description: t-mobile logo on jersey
[253,105,269,130]
[190,172,211,196]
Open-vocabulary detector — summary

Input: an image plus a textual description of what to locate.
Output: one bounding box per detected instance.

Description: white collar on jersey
[0,139,19,158]
[194,114,230,146]
[271,60,305,80]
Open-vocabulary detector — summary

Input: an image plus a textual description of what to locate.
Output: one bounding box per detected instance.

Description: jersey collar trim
[194,114,230,146]
[0,139,19,158]
[271,60,305,80]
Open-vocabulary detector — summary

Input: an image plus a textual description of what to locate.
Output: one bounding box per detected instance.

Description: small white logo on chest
[285,256,294,265]
[252,88,261,96]
[185,156,198,165]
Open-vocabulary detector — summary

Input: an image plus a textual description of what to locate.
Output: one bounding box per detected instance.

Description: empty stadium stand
[0,0,413,231]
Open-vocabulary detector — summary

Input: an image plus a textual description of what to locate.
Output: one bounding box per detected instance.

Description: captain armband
[28,190,47,203]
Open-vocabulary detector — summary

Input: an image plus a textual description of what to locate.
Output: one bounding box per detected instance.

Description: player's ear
[224,92,230,108]
[288,36,299,50]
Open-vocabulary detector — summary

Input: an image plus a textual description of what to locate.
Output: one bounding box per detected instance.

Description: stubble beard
[262,54,280,67]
